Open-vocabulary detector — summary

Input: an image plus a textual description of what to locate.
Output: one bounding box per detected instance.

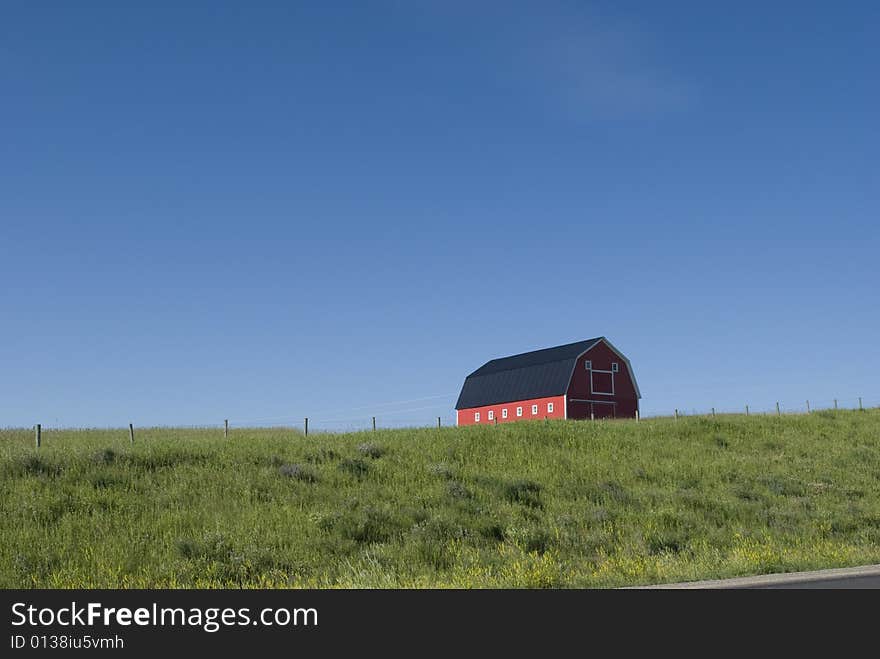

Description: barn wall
[456,395,566,426]
[566,341,639,419]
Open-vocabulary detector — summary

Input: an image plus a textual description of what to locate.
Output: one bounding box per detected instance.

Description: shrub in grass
[585,480,630,505]
[92,448,117,464]
[429,463,455,479]
[645,531,688,555]
[339,458,370,478]
[504,479,543,508]
[90,474,124,490]
[305,447,340,464]
[759,475,806,497]
[409,517,469,568]
[176,538,200,560]
[732,482,765,502]
[249,484,274,503]
[124,450,207,471]
[337,506,398,544]
[644,512,695,555]
[279,463,318,482]
[591,506,612,522]
[505,526,553,554]
[479,522,506,542]
[446,480,472,500]
[176,532,235,561]
[174,533,288,584]
[7,455,59,478]
[357,443,385,459]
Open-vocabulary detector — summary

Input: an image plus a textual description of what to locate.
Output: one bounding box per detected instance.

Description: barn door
[591,401,616,419]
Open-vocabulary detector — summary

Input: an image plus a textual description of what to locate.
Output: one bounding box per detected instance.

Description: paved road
[634,564,880,589]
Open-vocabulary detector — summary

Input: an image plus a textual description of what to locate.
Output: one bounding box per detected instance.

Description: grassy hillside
[2,410,879,588]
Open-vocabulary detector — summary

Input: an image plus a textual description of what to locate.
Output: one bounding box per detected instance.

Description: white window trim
[474,412,480,422]
[547,402,554,413]
[531,404,538,415]
[516,406,523,417]
[488,410,494,420]
[612,362,619,372]
[584,360,592,370]
[502,408,508,419]
[590,369,615,396]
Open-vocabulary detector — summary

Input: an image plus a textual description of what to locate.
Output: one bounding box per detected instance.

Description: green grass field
[2,410,879,588]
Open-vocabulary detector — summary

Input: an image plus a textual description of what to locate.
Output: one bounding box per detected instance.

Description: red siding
[565,341,639,419]
[457,395,566,426]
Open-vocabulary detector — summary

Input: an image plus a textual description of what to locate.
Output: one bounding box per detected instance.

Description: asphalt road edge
[626,563,880,589]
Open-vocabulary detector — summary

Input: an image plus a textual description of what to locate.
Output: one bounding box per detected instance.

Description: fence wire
[670,397,874,419]
[14,396,877,434]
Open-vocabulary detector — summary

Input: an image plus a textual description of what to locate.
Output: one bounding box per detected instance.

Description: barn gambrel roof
[454,337,640,410]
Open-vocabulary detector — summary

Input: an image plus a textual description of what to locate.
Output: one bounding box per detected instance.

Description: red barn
[455,337,641,425]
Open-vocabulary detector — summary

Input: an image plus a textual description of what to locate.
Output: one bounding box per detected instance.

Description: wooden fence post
[372,416,376,432]
[304,417,309,437]
[776,402,780,416]
[35,423,41,448]
[745,405,749,416]
[859,397,863,411]
[806,400,810,413]
[674,409,679,420]
[224,419,228,439]
[711,407,715,418]
[834,399,838,410]
[437,416,441,429]
[129,423,134,445]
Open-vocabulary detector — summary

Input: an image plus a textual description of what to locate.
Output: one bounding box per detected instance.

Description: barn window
[502,409,508,419]
[547,402,554,413]
[488,410,494,421]
[475,412,480,422]
[585,360,592,370]
[612,362,619,372]
[516,406,523,417]
[531,404,538,415]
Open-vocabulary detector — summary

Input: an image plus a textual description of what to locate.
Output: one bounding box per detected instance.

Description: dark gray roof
[455,338,603,410]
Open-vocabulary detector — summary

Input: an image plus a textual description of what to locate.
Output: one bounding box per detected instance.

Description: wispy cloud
[518,21,695,120]
[398,2,695,121]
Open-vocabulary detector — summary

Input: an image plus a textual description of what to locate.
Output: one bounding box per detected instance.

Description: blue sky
[2,1,878,429]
